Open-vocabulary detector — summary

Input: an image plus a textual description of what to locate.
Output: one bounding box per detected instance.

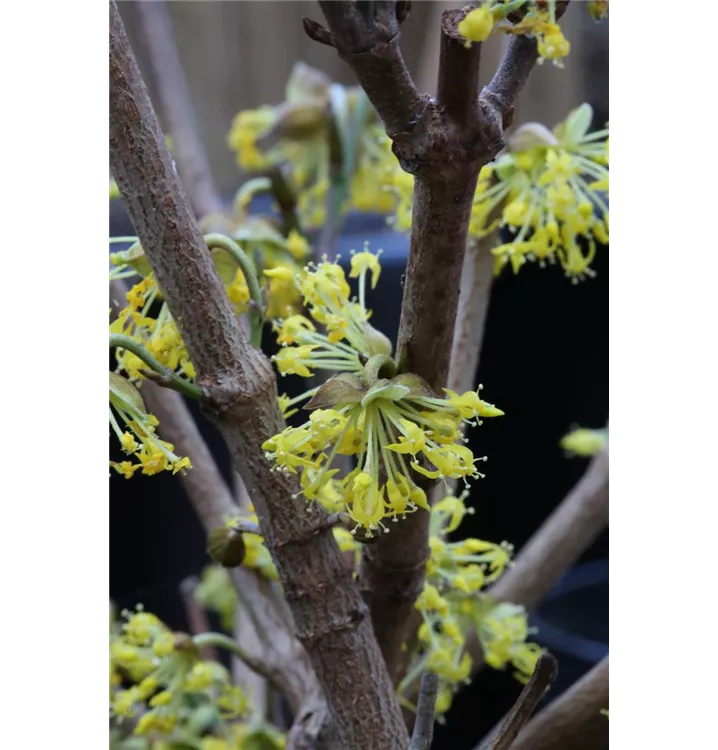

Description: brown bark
[109,3,407,746]
[312,2,539,677]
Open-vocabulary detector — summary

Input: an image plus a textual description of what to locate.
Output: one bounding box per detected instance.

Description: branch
[320,3,503,677]
[508,657,609,750]
[193,631,281,687]
[468,447,609,674]
[109,5,407,746]
[314,1,424,137]
[109,333,205,402]
[133,0,223,219]
[480,653,558,750]
[409,672,439,750]
[437,7,482,130]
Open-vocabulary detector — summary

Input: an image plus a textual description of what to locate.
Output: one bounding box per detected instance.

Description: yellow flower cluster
[474,103,608,281]
[110,609,249,735]
[108,228,312,479]
[109,372,191,478]
[390,104,608,282]
[263,251,504,534]
[400,493,541,716]
[110,608,277,744]
[226,64,401,229]
[457,2,572,66]
[110,276,196,382]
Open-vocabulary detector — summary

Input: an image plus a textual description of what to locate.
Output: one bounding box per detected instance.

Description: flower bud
[207,526,246,568]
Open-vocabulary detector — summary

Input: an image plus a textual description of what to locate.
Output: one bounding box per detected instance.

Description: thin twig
[109,333,205,401]
[193,632,281,686]
[508,657,609,750]
[133,0,223,219]
[483,652,558,750]
[409,672,439,750]
[110,8,406,743]
[480,3,571,130]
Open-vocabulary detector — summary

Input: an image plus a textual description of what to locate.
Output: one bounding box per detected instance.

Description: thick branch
[437,7,482,130]
[134,0,222,218]
[409,672,439,750]
[358,168,483,677]
[109,5,407,746]
[468,448,609,673]
[508,657,609,750]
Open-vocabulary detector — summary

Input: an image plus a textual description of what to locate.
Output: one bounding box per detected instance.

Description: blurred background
[111,3,608,749]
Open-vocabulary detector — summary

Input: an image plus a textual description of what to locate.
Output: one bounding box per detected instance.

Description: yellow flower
[264,251,504,533]
[349,247,382,289]
[471,104,608,281]
[110,460,140,479]
[537,23,571,64]
[149,690,173,707]
[286,230,310,260]
[458,7,494,46]
[227,268,250,311]
[185,662,214,691]
[151,632,175,658]
[273,345,318,378]
[120,431,139,454]
[560,427,607,456]
[134,710,177,735]
[227,107,275,171]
